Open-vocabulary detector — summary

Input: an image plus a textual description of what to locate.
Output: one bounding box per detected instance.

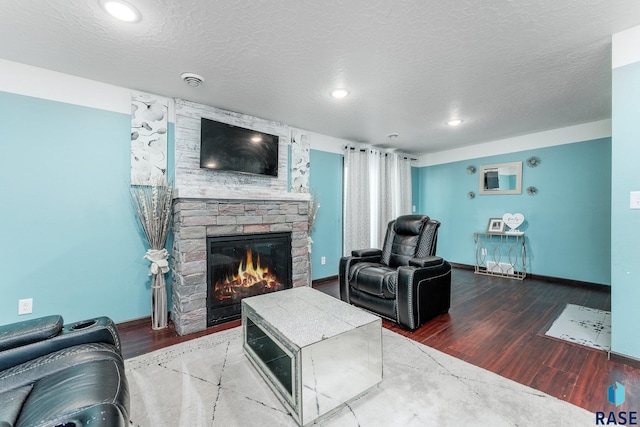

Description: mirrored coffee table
[242,287,382,426]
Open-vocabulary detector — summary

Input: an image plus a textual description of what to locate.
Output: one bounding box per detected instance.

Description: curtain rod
[344,146,417,161]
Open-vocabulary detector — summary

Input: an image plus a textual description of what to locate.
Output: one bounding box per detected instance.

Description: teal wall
[0,91,174,325]
[308,149,343,279]
[611,61,640,358]
[0,89,616,335]
[418,138,611,284]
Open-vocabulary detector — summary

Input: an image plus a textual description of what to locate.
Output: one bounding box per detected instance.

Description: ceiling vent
[181,73,204,87]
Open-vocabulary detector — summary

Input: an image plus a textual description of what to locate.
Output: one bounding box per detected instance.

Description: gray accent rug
[545,304,611,351]
[125,327,594,426]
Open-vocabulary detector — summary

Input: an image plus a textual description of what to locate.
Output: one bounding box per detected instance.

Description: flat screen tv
[200,118,279,177]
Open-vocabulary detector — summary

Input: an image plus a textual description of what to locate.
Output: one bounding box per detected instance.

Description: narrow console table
[474,232,527,280]
[242,287,382,426]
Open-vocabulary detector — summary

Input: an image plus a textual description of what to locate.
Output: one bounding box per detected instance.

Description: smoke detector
[181,73,204,87]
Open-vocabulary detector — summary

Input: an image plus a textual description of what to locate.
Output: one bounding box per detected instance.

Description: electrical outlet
[321,256,326,265]
[631,191,640,209]
[481,248,487,256]
[18,298,33,315]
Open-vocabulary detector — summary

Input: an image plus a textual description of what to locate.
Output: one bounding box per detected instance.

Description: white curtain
[344,147,413,253]
[375,152,413,247]
[398,154,412,217]
[343,147,371,255]
[375,150,392,247]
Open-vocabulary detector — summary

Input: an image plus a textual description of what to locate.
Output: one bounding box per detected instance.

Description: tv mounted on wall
[200,118,279,177]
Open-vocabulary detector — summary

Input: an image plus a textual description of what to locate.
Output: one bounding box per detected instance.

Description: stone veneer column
[171,198,310,335]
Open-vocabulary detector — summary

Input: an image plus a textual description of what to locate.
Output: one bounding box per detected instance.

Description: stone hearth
[171,196,310,335]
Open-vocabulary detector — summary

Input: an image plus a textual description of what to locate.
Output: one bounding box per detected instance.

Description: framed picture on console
[487,218,505,233]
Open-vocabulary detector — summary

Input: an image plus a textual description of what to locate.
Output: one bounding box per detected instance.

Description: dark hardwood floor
[118,268,640,414]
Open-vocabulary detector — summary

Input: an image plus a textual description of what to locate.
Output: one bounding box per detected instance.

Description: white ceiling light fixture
[99,0,141,23]
[446,118,463,127]
[181,72,205,87]
[331,88,350,99]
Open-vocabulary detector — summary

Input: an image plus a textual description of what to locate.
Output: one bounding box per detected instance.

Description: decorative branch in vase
[130,181,174,330]
[307,192,319,286]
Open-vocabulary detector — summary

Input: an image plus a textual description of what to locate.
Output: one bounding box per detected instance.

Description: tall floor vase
[151,272,168,330]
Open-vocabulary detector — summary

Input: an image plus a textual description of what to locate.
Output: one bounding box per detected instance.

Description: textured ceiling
[1,1,639,153]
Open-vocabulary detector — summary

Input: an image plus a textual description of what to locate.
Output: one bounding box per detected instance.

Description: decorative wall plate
[526,156,540,167]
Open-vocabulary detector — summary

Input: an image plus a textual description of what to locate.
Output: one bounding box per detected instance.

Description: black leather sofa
[340,215,452,330]
[0,315,129,427]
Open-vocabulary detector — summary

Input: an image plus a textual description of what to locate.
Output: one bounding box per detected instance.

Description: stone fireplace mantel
[171,195,311,335]
[174,187,311,202]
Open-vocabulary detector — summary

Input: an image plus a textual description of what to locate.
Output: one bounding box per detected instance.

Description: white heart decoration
[502,213,524,231]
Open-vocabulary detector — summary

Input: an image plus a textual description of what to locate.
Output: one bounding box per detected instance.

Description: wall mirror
[479,161,522,195]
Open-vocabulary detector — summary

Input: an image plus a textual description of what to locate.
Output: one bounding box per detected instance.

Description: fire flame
[212,248,282,301]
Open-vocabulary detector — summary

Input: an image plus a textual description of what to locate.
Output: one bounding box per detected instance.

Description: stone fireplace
[171,194,310,335]
[171,99,311,335]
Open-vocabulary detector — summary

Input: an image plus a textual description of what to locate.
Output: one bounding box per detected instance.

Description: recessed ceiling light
[99,0,141,23]
[446,119,463,126]
[331,88,350,99]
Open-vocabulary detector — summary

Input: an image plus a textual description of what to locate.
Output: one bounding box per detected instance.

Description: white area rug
[545,304,611,351]
[125,327,594,426]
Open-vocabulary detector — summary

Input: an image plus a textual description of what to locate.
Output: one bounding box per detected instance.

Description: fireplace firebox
[206,232,292,326]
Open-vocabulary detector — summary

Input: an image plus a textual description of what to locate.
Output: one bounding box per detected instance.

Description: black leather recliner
[0,315,130,427]
[339,215,452,331]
